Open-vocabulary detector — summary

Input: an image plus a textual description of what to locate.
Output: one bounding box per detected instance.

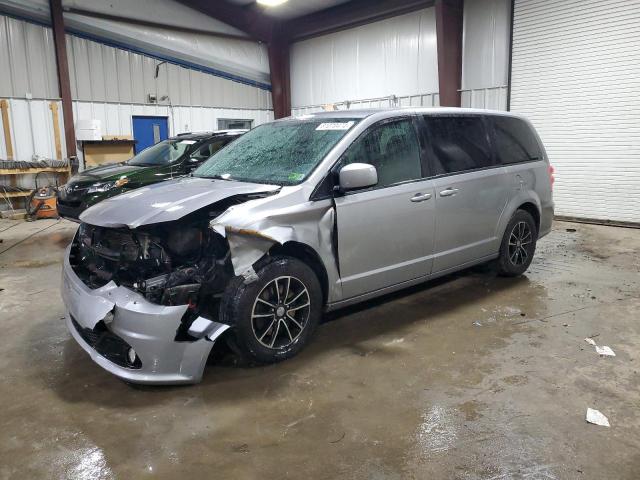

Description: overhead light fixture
[257,0,289,6]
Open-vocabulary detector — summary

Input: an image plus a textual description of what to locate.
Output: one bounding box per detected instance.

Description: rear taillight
[548,165,555,189]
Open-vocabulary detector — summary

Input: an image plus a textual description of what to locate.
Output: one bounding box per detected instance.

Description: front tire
[220,256,322,364]
[495,210,538,277]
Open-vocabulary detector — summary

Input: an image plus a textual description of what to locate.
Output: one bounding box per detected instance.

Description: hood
[79,176,281,229]
[71,163,144,183]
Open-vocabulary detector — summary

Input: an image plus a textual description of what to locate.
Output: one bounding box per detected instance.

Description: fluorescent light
[257,0,288,6]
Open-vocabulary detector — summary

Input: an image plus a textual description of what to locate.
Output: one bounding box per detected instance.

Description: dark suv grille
[71,315,142,369]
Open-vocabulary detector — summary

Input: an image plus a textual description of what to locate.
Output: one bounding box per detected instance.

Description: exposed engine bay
[71,221,230,305]
[69,198,260,332]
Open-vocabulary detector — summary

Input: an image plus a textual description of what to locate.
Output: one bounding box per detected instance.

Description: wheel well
[518,202,540,232]
[268,241,329,304]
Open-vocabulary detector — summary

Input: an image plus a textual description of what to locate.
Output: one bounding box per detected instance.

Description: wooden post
[1,99,13,160]
[50,102,63,160]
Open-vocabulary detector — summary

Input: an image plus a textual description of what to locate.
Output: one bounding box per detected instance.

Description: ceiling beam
[64,7,252,41]
[284,0,435,41]
[175,0,274,43]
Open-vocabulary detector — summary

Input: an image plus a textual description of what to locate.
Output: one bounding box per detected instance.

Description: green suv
[57,130,245,221]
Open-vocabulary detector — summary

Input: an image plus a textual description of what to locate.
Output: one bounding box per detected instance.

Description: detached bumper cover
[61,246,217,384]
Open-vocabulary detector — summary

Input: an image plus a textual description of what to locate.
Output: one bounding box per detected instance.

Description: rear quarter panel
[499,160,554,240]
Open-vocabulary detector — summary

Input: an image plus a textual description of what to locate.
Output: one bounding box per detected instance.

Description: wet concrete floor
[0,218,638,479]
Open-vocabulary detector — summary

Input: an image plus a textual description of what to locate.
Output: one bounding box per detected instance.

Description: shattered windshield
[128,139,196,166]
[193,118,360,185]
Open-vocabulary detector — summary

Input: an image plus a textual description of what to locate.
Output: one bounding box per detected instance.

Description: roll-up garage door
[510,0,640,224]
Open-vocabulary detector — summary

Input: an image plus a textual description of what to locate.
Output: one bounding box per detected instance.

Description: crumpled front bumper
[61,246,217,385]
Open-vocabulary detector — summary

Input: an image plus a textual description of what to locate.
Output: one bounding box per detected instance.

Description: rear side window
[191,138,230,161]
[425,115,493,175]
[492,117,542,164]
[341,119,422,188]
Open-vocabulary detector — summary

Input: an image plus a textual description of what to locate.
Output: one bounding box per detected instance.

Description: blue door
[132,116,169,154]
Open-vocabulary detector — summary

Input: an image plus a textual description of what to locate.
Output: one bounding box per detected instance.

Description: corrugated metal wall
[0,15,272,110]
[0,13,273,201]
[461,0,510,110]
[73,102,273,139]
[0,98,64,162]
[290,7,439,110]
[65,34,272,109]
[510,0,640,224]
[0,15,273,165]
[0,15,59,99]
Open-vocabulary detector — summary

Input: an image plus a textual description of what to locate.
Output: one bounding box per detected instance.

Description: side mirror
[339,163,378,191]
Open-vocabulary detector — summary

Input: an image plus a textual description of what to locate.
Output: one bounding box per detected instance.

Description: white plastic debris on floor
[584,338,615,357]
[586,408,610,427]
[595,345,616,357]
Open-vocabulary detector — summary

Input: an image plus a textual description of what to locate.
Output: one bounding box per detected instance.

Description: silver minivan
[62,108,554,384]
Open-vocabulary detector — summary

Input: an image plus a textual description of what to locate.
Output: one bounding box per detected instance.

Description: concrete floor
[0,218,638,479]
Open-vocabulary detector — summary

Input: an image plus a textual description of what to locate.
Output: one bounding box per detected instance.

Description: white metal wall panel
[460,0,510,110]
[0,15,58,98]
[462,0,511,91]
[0,15,272,111]
[290,7,439,108]
[510,0,640,223]
[71,102,274,139]
[0,0,270,85]
[1,99,64,162]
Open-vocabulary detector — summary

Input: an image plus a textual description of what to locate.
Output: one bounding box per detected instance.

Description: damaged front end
[70,216,234,326]
[63,190,276,384]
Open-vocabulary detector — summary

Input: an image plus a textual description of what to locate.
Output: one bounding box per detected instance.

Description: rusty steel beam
[268,34,291,119]
[49,0,76,158]
[435,0,463,107]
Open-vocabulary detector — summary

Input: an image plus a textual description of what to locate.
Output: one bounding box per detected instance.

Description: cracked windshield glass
[194,118,360,185]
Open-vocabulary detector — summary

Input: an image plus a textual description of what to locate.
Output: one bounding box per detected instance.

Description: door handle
[439,188,459,197]
[410,192,432,202]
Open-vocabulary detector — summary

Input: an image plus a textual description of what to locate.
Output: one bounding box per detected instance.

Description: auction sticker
[316,121,354,131]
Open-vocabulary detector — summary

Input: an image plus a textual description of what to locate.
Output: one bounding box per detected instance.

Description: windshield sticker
[316,121,354,131]
[179,140,197,145]
[288,173,304,181]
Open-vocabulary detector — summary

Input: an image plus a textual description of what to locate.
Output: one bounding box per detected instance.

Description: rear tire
[220,256,322,364]
[495,210,538,277]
